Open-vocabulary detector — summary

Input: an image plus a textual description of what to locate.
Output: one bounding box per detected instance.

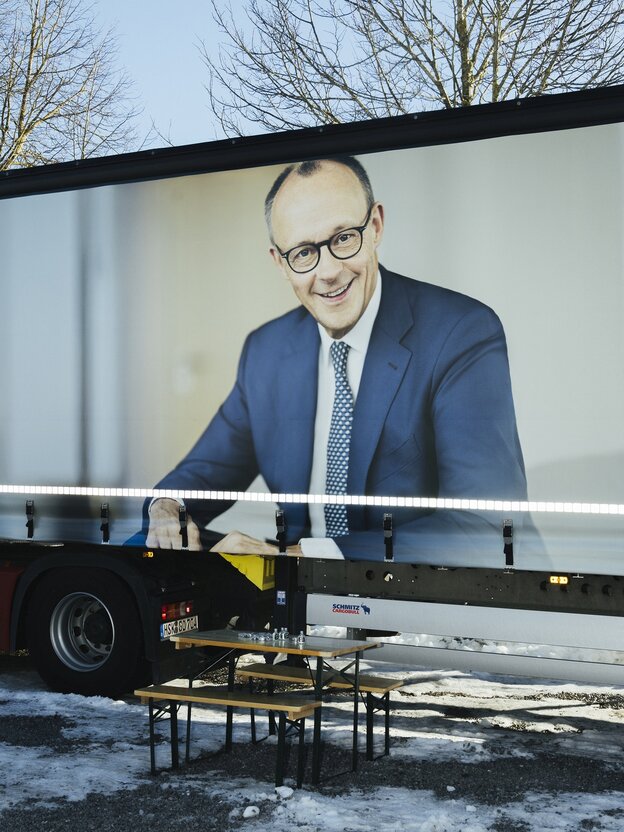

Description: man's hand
[210,531,303,556]
[146,498,202,550]
[210,530,279,555]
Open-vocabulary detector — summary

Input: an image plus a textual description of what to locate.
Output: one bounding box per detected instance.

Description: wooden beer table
[172,629,379,784]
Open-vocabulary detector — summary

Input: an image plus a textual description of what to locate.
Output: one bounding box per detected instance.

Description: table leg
[186,647,193,762]
[311,656,323,784]
[268,678,276,736]
[225,653,236,751]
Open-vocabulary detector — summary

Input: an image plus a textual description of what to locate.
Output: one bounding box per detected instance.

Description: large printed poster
[1,122,623,570]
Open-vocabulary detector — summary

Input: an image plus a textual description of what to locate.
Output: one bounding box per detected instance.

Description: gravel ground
[2,652,624,832]
[2,739,623,832]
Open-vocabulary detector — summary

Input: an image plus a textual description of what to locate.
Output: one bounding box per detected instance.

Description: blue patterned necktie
[324,341,353,536]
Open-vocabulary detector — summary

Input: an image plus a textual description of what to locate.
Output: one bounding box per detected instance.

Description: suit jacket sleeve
[339,301,536,562]
[154,334,259,529]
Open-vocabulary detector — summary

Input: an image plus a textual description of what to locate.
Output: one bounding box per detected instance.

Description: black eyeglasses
[275,206,373,274]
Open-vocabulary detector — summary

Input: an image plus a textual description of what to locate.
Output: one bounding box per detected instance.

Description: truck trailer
[2,84,624,694]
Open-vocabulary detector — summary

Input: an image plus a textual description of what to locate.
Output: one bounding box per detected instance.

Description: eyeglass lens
[288,228,364,272]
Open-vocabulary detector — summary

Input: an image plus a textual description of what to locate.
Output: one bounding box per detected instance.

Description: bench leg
[185,703,192,763]
[297,717,306,789]
[148,699,156,775]
[170,703,179,769]
[276,712,286,787]
[250,708,257,744]
[352,653,360,772]
[364,691,391,761]
[225,706,234,751]
[146,699,180,773]
[366,692,374,762]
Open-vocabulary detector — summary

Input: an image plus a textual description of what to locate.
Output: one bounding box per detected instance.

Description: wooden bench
[135,683,320,787]
[236,662,403,760]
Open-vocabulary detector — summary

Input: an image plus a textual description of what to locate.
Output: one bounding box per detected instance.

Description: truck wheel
[26,568,146,697]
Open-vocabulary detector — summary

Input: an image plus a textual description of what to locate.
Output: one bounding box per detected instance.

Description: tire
[26,568,147,697]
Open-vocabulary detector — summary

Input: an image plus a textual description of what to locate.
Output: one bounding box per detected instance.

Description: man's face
[269,162,384,340]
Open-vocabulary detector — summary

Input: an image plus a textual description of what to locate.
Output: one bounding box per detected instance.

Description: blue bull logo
[361,604,371,615]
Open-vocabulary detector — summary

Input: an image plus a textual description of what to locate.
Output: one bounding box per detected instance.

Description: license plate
[160,615,199,640]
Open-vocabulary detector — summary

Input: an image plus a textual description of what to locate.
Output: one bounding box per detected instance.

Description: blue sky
[95,0,229,148]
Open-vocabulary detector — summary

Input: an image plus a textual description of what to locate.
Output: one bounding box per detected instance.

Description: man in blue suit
[147,156,529,562]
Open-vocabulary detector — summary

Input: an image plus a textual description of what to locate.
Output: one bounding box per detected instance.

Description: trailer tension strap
[179,505,188,549]
[384,513,394,562]
[275,509,286,554]
[100,503,110,544]
[503,519,514,567]
[25,500,34,539]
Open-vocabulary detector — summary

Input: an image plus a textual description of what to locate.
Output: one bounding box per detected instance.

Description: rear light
[160,600,194,622]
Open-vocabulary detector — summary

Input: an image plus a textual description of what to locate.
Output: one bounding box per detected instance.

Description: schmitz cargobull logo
[332,603,371,615]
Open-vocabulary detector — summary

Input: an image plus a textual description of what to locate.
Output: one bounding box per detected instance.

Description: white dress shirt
[301,272,382,557]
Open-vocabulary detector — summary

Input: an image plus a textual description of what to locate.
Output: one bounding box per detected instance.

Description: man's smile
[316,278,355,302]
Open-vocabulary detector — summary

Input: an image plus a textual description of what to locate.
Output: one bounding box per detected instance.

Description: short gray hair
[264,156,375,240]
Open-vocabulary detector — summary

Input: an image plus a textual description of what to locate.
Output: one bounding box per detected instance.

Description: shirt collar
[318,270,382,361]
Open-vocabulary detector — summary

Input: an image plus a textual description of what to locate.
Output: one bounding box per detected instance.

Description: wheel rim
[49,592,115,672]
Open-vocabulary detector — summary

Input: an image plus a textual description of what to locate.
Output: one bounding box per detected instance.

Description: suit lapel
[277,313,319,493]
[349,270,413,494]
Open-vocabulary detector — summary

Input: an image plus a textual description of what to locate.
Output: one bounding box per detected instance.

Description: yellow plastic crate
[218,553,275,590]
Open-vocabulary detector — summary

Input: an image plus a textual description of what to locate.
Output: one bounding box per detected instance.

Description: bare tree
[0,0,138,170]
[201,0,624,135]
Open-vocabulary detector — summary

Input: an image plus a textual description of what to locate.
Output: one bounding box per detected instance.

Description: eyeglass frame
[274,204,374,274]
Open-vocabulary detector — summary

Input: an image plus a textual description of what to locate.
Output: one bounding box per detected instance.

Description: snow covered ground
[2,650,624,832]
